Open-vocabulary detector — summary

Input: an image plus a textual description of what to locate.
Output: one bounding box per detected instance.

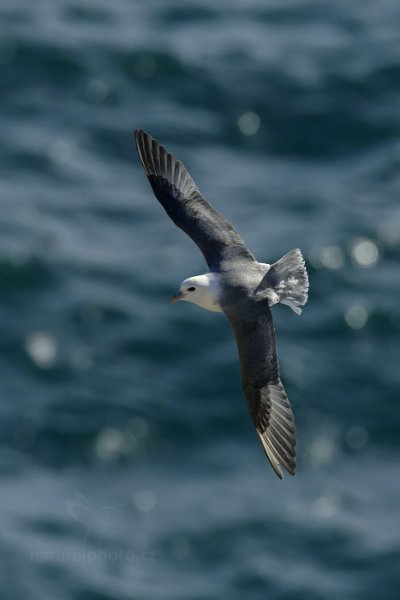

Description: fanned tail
[264,249,309,315]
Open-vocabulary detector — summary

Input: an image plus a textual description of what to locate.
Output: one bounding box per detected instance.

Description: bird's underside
[135,129,308,479]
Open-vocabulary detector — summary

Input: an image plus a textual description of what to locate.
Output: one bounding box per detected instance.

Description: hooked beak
[170,290,185,304]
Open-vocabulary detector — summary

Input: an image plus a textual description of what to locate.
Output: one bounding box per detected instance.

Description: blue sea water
[1,1,400,598]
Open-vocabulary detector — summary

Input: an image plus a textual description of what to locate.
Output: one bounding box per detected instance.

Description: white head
[171,273,222,313]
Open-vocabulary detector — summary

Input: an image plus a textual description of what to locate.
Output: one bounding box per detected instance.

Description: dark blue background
[1,1,399,598]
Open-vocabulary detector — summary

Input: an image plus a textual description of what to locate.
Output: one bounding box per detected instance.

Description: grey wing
[135,129,255,271]
[228,309,296,479]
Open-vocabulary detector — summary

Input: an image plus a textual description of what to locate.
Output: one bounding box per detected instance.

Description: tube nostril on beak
[171,291,185,303]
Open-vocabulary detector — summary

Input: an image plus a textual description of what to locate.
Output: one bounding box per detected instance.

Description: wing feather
[228,309,296,479]
[135,129,255,270]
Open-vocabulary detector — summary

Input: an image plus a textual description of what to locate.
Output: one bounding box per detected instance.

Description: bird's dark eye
[187,286,196,292]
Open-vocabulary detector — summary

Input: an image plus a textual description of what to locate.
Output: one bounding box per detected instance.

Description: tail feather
[263,249,309,315]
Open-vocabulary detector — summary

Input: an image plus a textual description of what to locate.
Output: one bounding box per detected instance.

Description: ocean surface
[1,1,400,598]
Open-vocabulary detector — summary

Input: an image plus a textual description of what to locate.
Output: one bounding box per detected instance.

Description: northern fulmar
[135,129,309,479]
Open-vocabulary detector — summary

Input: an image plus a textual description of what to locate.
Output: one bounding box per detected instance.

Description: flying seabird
[135,130,309,479]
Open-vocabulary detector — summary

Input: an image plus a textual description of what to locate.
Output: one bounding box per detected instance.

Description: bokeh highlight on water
[1,1,400,599]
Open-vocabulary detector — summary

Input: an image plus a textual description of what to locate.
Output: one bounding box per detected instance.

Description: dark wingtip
[134,128,146,157]
[134,128,143,157]
[135,129,158,176]
[135,129,182,192]
[134,128,145,145]
[134,128,150,152]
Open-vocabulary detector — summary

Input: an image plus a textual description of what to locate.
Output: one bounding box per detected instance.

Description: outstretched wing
[135,129,255,270]
[228,309,296,479]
